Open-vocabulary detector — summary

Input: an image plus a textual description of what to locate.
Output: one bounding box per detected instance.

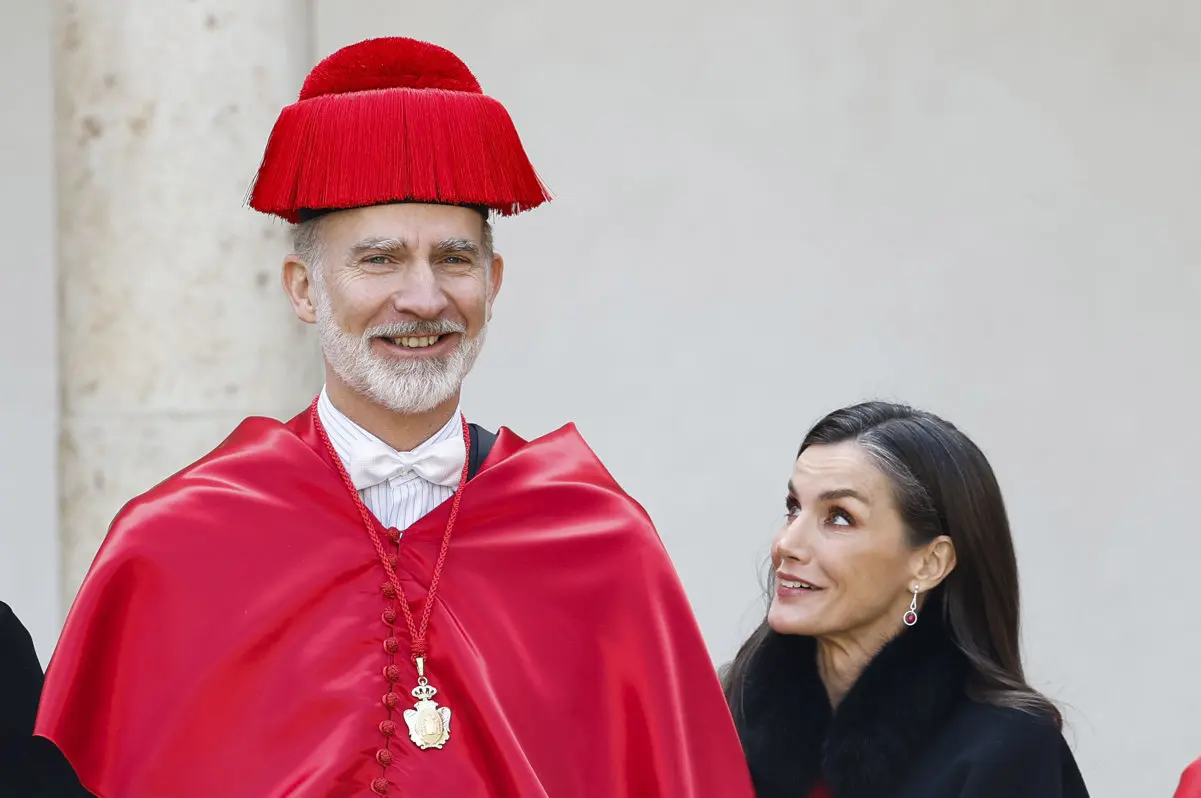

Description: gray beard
[313,289,486,415]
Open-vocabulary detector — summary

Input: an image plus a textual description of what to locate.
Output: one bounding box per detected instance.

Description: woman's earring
[903,585,920,626]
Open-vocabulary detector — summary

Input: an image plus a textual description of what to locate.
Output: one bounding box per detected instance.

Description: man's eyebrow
[348,237,407,255]
[346,237,481,257]
[433,238,481,255]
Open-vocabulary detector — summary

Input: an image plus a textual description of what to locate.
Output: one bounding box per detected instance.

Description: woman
[1,600,92,796]
[723,402,1088,798]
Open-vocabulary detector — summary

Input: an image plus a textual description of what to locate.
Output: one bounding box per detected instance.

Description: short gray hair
[293,216,326,267]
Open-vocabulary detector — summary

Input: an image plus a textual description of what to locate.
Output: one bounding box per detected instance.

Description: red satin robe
[35,407,755,798]
[1177,757,1201,798]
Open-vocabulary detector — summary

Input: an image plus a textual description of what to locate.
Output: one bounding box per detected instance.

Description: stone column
[55,1,322,604]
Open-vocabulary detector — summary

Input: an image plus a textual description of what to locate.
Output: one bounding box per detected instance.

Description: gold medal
[404,657,451,750]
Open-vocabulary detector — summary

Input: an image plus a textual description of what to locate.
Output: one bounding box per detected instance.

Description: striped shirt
[316,388,464,532]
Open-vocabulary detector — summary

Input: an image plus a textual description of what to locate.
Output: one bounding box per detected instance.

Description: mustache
[365,319,468,338]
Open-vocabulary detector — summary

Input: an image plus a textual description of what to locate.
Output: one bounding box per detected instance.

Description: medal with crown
[403,657,452,749]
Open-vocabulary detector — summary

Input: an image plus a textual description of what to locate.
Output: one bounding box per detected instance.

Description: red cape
[36,408,755,797]
[1177,757,1201,798]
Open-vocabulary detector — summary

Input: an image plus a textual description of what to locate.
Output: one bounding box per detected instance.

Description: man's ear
[485,252,504,323]
[282,255,317,324]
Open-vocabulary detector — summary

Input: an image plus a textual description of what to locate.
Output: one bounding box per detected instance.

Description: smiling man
[33,37,754,798]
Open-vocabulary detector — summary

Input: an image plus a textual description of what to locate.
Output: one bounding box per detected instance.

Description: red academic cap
[248,37,551,223]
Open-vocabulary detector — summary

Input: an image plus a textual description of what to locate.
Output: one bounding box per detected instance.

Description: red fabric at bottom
[1176,757,1201,798]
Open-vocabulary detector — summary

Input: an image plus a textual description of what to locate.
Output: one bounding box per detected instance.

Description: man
[34,36,755,797]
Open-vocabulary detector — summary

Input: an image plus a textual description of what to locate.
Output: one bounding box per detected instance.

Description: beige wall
[1,2,1198,796]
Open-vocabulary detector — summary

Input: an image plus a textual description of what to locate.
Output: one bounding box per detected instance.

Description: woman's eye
[827,508,854,527]
[784,497,800,520]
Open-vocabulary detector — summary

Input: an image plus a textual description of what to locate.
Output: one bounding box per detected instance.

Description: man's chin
[324,337,481,415]
[364,375,464,416]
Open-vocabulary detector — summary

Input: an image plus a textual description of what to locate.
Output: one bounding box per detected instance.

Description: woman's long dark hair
[723,401,1060,727]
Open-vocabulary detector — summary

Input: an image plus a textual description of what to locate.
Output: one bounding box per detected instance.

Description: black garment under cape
[1,600,93,796]
[731,603,1090,798]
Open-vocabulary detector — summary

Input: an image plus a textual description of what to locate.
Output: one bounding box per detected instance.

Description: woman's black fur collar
[734,604,970,798]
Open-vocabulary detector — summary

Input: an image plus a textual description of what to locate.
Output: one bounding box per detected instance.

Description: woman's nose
[774,517,811,563]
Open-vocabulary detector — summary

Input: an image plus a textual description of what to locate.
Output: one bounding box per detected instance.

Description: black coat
[732,607,1090,798]
[0,600,93,797]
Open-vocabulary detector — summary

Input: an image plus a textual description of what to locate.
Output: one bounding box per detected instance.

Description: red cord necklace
[313,402,470,751]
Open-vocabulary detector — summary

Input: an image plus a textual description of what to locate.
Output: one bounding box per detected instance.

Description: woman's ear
[912,535,957,591]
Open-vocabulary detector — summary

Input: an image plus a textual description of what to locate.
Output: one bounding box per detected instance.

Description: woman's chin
[767,602,824,637]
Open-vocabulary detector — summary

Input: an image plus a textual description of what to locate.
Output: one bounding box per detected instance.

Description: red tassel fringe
[248,87,552,222]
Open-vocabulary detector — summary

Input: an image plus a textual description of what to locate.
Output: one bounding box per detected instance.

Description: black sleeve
[0,601,44,736]
[957,718,1089,798]
[0,601,96,797]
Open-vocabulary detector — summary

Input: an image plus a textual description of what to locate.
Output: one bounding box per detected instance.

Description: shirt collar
[316,387,465,485]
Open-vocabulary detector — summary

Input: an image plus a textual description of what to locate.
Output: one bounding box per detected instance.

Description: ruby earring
[903,585,920,626]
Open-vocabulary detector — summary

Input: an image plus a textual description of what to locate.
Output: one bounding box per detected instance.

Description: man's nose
[391,261,450,319]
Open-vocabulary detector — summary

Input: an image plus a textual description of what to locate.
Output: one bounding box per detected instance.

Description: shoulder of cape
[488,420,638,499]
[105,413,312,531]
[100,415,668,561]
[486,421,669,550]
[134,413,300,489]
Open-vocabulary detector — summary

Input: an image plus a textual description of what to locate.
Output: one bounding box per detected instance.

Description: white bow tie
[347,433,467,491]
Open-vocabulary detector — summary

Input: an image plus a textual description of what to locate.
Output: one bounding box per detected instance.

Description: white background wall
[2,2,1198,796]
[317,3,1201,795]
[0,0,60,666]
